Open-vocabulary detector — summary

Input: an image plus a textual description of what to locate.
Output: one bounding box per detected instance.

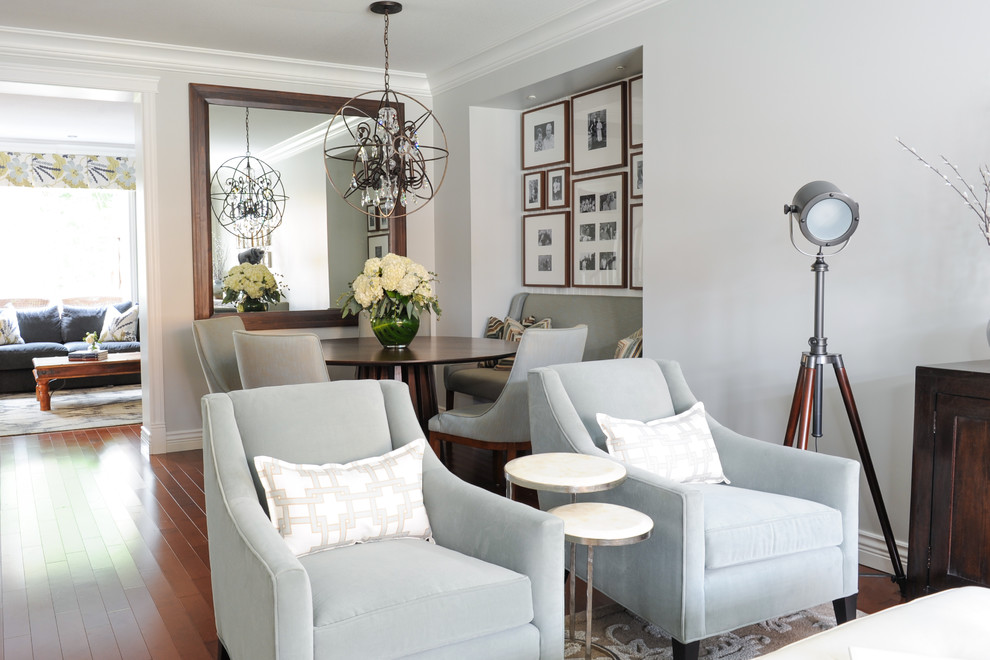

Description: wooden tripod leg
[785,361,808,447]
[786,360,816,450]
[832,359,907,587]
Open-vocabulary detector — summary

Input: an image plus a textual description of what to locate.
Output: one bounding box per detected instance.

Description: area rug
[565,602,839,659]
[0,384,141,436]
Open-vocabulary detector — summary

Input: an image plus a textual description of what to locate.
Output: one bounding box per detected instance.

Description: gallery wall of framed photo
[520,74,643,291]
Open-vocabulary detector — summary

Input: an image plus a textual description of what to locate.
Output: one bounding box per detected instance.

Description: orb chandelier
[323,1,448,219]
[211,107,287,242]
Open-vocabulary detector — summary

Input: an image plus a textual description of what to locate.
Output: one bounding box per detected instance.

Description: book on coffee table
[68,349,109,361]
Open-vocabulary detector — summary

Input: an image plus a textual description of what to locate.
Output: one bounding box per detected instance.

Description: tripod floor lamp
[782,181,906,593]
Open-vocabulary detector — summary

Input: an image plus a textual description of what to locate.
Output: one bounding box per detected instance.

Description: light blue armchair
[203,379,564,659]
[527,358,860,660]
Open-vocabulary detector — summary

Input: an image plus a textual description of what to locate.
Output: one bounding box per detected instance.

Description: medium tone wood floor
[0,426,905,659]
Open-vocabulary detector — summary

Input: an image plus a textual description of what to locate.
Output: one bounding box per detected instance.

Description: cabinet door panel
[930,393,990,591]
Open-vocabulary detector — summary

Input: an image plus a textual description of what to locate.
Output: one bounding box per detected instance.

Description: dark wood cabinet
[908,361,990,598]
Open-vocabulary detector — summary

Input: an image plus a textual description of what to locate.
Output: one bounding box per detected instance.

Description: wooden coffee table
[32,352,141,411]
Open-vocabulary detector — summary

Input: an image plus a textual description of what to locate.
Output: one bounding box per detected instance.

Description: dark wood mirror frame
[189,83,408,330]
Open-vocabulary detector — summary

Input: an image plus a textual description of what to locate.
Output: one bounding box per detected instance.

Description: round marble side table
[549,502,653,660]
[503,452,627,502]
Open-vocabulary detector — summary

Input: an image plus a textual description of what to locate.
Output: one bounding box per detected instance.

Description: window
[0,186,136,302]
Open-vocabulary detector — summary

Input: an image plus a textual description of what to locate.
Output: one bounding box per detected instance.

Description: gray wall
[433,0,990,570]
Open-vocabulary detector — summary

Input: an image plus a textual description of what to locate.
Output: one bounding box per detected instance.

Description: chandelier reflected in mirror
[324,1,448,219]
[211,107,287,242]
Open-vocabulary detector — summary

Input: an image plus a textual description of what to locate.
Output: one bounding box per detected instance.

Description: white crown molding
[429,0,667,96]
[0,26,431,97]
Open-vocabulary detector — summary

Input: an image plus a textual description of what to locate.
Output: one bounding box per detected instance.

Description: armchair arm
[422,455,564,659]
[202,395,314,660]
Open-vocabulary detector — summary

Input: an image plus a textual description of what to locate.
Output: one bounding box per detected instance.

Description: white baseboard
[858,528,909,575]
[166,430,203,453]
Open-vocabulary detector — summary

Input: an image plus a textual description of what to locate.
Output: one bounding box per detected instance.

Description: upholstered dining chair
[428,325,587,489]
[527,358,861,660]
[191,315,245,393]
[232,330,330,389]
[203,379,564,659]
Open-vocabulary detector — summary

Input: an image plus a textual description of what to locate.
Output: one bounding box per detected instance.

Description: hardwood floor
[0,427,906,659]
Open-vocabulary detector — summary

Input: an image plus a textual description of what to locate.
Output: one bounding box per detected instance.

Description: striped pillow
[615,328,643,359]
[478,316,507,367]
[254,438,432,557]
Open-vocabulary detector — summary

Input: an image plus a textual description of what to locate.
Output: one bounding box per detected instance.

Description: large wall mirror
[190,83,407,330]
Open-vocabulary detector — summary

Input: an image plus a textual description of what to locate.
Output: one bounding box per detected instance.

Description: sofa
[444,292,642,407]
[0,302,141,393]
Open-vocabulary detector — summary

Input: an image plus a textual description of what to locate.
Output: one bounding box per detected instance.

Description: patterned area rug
[565,602,839,659]
[0,384,141,436]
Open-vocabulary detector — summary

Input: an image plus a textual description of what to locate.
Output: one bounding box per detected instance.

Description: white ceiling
[0,0,648,150]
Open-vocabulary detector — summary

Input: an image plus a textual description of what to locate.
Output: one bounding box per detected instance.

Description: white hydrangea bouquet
[221,263,286,306]
[339,253,441,322]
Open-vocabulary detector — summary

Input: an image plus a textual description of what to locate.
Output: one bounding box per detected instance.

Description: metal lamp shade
[789,181,860,247]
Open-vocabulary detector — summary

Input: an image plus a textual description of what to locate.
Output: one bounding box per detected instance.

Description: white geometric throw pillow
[253,438,432,557]
[0,303,24,346]
[99,304,139,342]
[597,402,729,484]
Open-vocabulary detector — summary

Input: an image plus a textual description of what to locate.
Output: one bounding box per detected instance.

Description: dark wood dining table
[321,336,518,431]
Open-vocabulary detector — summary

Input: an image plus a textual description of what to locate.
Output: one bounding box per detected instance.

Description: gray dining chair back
[191,315,246,393]
[233,330,330,389]
[428,325,588,488]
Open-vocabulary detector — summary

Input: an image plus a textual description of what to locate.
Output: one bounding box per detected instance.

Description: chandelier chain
[382,12,390,92]
[244,107,251,156]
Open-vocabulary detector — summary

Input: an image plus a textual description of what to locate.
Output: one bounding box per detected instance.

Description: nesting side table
[504,453,648,659]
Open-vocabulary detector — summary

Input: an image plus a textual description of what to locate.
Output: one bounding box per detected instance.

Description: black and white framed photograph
[523,212,571,287]
[546,167,570,209]
[523,171,545,211]
[629,75,643,149]
[368,233,389,259]
[521,100,570,170]
[630,152,644,199]
[378,213,390,231]
[571,172,627,287]
[571,81,627,175]
[630,203,643,290]
[367,212,378,233]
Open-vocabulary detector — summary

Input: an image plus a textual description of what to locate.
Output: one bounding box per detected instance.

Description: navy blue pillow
[61,305,109,343]
[16,305,61,343]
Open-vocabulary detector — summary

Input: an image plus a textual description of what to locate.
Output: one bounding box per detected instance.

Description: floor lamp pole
[784,255,907,594]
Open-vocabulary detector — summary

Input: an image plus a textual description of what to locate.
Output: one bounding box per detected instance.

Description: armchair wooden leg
[445,389,454,411]
[833,593,858,625]
[672,639,700,660]
[218,640,231,660]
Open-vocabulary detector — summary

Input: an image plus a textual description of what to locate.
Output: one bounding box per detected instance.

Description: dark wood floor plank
[107,608,151,660]
[84,624,123,660]
[55,609,93,660]
[1,589,30,640]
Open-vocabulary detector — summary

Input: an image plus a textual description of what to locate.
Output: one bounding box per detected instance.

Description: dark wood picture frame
[571,171,628,288]
[630,152,644,199]
[190,83,407,329]
[629,75,643,150]
[521,100,569,170]
[546,167,570,209]
[368,233,390,259]
[629,202,643,290]
[523,212,571,287]
[523,171,546,211]
[571,81,627,175]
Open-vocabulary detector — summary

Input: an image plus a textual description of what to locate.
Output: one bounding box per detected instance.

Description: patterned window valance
[0,152,135,190]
